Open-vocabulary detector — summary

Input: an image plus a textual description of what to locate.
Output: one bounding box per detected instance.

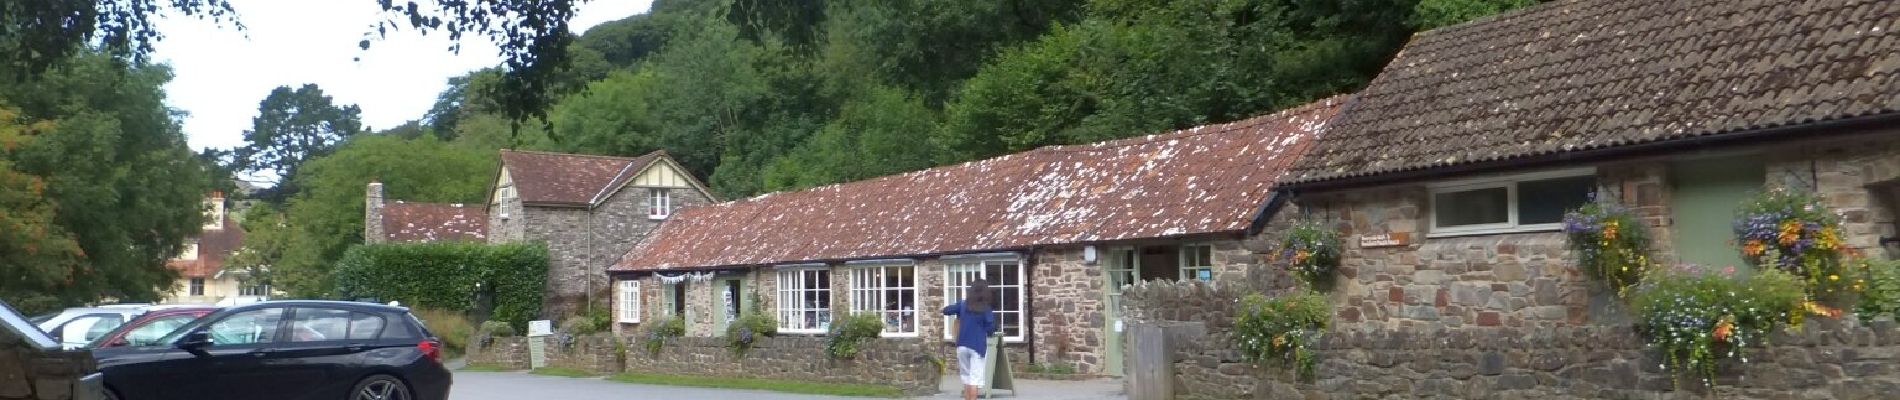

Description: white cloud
[154,0,653,153]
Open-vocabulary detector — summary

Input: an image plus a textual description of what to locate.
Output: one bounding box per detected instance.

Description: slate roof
[169,217,245,278]
[500,150,664,206]
[611,96,1348,272]
[378,201,489,242]
[1287,0,1900,185]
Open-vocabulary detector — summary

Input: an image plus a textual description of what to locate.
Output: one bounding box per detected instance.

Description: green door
[712,278,743,336]
[1670,157,1765,269]
[1102,247,1139,376]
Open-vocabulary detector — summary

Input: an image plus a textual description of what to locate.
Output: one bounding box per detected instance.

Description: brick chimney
[365,181,385,243]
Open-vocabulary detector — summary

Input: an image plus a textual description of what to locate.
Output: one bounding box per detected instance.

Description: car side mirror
[176,331,212,354]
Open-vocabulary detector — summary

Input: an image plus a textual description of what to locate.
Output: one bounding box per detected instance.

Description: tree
[1,0,585,127]
[235,84,365,201]
[761,86,939,190]
[0,53,208,309]
[0,106,87,314]
[222,203,290,291]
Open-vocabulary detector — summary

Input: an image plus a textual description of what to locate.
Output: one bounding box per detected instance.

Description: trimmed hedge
[334,242,547,331]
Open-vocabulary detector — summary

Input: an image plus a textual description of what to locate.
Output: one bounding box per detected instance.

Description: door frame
[1101,246,1140,377]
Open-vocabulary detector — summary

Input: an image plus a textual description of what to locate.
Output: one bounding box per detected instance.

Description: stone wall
[544,334,626,375]
[0,343,93,400]
[465,336,532,370]
[516,185,715,319]
[625,336,942,395]
[1124,279,1900,399]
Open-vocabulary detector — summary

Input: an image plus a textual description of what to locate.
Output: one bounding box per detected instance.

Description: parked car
[95,300,451,400]
[36,306,151,349]
[86,306,219,350]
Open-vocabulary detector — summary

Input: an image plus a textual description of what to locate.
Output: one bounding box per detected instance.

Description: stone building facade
[608,97,1347,376]
[487,150,715,318]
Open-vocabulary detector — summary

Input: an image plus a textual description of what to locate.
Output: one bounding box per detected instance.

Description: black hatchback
[95,300,451,400]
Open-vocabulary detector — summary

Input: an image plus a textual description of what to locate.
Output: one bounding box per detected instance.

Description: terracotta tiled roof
[380,201,488,242]
[169,217,245,278]
[1287,0,1900,185]
[500,150,663,206]
[611,96,1348,272]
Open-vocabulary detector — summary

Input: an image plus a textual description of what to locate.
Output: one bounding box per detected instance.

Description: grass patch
[413,307,473,358]
[531,367,599,378]
[607,372,903,398]
[459,363,516,372]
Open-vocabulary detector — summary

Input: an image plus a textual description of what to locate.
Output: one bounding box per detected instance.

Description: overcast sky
[154,0,653,153]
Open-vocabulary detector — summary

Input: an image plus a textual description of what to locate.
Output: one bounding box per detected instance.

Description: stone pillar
[364,181,385,243]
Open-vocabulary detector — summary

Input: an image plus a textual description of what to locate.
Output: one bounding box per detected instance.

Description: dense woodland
[0,0,1537,309]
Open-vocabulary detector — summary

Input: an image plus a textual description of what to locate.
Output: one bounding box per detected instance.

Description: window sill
[881,332,921,339]
[1425,224,1562,238]
[647,215,668,220]
[780,329,827,335]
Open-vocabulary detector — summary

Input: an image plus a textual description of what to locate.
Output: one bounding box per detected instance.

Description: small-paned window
[1429,169,1596,237]
[648,189,671,219]
[1179,244,1214,281]
[776,267,832,334]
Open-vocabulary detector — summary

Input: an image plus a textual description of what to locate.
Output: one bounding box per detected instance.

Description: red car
[87,306,219,349]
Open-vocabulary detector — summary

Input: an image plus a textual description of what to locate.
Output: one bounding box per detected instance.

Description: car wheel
[103,389,122,400]
[350,375,412,400]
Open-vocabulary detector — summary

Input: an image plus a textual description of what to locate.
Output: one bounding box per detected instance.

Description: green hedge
[333,242,547,331]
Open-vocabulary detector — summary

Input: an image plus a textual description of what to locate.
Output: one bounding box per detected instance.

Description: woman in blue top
[943,279,998,400]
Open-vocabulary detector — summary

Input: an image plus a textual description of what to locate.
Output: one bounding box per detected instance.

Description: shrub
[333,242,548,332]
[560,307,614,335]
[1275,221,1342,288]
[413,307,473,358]
[826,313,886,360]
[480,320,518,337]
[643,316,686,355]
[1233,290,1331,380]
[1855,259,1900,323]
[726,312,778,356]
[1629,264,1806,386]
[1733,189,1850,300]
[1563,201,1655,295]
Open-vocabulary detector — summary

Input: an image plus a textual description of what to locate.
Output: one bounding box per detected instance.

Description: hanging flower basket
[1562,201,1654,296]
[1733,188,1851,300]
[1275,220,1341,288]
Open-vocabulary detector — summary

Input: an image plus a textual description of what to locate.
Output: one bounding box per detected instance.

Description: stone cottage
[605,96,1348,376]
[487,150,716,318]
[1131,0,1900,397]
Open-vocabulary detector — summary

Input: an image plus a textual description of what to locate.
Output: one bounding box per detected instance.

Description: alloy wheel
[352,376,411,400]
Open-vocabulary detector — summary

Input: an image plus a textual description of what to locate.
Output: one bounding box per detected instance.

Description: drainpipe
[1024,246,1038,367]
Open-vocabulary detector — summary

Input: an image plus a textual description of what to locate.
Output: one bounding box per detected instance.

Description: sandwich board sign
[527,320,552,368]
[984,335,1016,398]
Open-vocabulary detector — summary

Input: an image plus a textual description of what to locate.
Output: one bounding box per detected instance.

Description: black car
[95,300,451,400]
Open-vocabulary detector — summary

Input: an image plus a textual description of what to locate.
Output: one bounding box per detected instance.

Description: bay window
[849,263,917,337]
[943,257,1026,342]
[775,267,832,334]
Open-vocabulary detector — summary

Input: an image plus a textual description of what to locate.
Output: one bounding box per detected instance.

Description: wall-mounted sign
[1357,232,1411,248]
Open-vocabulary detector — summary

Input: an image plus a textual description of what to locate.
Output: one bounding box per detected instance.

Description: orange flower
[1271,334,1287,349]
[1778,220,1801,246]
[1712,318,1734,342]
[1602,220,1620,241]
[1805,301,1842,318]
[1292,250,1311,264]
[1816,227,1840,250]
[1742,240,1765,257]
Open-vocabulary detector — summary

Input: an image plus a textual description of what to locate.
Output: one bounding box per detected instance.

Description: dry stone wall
[543,334,626,375]
[0,343,92,400]
[625,336,942,395]
[465,336,531,370]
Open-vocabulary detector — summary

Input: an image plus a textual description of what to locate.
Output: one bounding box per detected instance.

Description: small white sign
[527,320,553,337]
[1114,320,1125,333]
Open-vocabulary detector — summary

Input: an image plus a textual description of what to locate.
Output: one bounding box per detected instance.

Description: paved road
[449,370,1126,400]
[451,371,847,400]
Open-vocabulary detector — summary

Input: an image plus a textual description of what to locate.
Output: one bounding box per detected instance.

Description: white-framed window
[775,267,832,334]
[1180,244,1213,281]
[239,281,271,297]
[647,188,671,219]
[188,278,206,296]
[660,282,686,319]
[618,279,642,323]
[1428,168,1596,237]
[943,257,1026,342]
[848,263,917,337]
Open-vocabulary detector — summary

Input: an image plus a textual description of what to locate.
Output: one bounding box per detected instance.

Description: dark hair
[965,279,993,312]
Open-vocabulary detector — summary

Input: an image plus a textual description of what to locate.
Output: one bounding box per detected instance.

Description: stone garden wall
[465,336,532,370]
[625,336,942,395]
[1124,275,1900,399]
[544,334,625,375]
[0,341,93,400]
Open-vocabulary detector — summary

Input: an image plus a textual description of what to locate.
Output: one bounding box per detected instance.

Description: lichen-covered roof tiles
[379,201,488,242]
[612,96,1349,271]
[1286,0,1900,185]
[500,150,663,206]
